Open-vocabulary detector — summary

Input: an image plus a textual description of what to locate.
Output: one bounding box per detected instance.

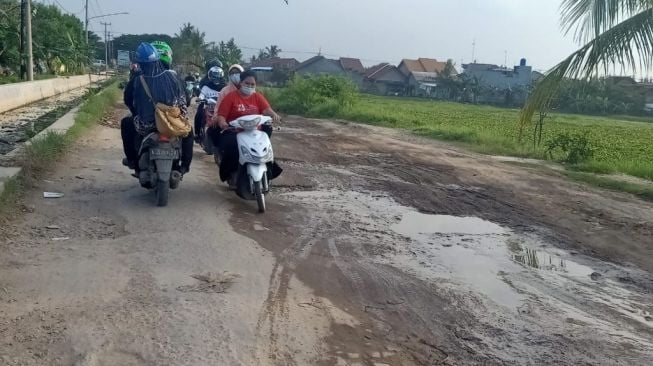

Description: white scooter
[228,114,274,213]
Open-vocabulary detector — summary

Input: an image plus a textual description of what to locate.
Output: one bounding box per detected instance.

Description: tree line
[0,0,100,76]
[0,2,280,78]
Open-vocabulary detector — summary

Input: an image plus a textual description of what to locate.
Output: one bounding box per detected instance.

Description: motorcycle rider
[194,66,225,143]
[121,42,193,176]
[214,70,282,186]
[184,72,197,83]
[215,64,244,112]
[206,64,244,153]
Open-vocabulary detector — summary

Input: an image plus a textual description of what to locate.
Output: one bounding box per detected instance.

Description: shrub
[272,74,359,117]
[545,132,594,164]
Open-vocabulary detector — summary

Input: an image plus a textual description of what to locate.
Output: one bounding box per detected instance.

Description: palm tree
[519,0,653,136]
[174,23,207,68]
[265,45,282,58]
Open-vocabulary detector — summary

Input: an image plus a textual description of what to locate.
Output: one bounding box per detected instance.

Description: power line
[52,0,84,15]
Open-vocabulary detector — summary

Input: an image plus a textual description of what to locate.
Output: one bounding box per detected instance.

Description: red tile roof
[400,58,448,74]
[340,57,365,73]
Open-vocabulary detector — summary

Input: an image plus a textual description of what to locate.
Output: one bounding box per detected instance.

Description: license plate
[150,148,179,159]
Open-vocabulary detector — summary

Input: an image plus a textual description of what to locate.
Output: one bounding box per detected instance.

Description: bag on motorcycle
[139,76,192,138]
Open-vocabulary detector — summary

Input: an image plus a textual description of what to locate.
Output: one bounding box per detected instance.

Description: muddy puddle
[0,87,91,156]
[281,189,653,354]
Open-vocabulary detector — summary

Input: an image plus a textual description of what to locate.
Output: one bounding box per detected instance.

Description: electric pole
[84,0,89,44]
[108,32,112,68]
[25,0,34,81]
[20,0,25,79]
[101,22,110,75]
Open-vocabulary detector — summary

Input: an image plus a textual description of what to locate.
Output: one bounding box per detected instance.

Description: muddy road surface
[1,108,652,365]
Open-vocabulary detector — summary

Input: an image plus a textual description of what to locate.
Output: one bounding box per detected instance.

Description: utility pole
[25,0,33,81]
[20,0,25,79]
[471,39,476,64]
[101,22,110,75]
[84,0,89,44]
[108,32,112,68]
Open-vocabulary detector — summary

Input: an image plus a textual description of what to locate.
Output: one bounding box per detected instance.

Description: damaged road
[0,109,652,365]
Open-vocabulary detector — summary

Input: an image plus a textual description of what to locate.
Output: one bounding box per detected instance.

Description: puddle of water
[284,189,653,334]
[392,211,504,236]
[508,241,594,277]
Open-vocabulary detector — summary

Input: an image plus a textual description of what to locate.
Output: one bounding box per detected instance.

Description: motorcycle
[196,86,220,154]
[137,132,183,207]
[185,80,200,100]
[228,115,274,213]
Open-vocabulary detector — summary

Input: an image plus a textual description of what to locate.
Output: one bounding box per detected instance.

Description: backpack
[139,75,191,138]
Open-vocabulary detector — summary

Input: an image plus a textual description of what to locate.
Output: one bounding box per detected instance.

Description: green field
[327,95,653,181]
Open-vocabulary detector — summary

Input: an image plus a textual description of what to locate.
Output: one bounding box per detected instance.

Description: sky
[52,0,581,72]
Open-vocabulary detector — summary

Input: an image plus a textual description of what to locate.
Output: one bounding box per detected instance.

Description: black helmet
[205,59,223,71]
[207,66,225,82]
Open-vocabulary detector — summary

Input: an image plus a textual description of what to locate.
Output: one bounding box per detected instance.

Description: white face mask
[241,86,255,96]
[229,73,240,84]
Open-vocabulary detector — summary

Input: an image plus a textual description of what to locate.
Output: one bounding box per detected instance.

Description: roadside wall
[0,75,103,113]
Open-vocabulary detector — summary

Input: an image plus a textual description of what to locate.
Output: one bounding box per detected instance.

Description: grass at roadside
[0,81,120,218]
[265,89,653,182]
[564,171,653,202]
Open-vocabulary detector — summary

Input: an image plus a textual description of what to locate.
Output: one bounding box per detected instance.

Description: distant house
[398,58,453,96]
[607,76,653,112]
[249,57,299,85]
[641,82,653,112]
[294,56,347,76]
[340,57,365,74]
[462,58,536,90]
[250,57,299,71]
[294,56,366,88]
[398,58,448,76]
[363,63,407,95]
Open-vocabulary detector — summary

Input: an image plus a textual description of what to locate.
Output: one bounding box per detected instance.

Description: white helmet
[229,64,244,73]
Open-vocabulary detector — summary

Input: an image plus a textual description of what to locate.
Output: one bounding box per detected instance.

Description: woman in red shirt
[213,70,281,184]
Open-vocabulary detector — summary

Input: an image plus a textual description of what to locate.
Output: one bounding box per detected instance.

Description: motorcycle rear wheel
[156,179,169,207]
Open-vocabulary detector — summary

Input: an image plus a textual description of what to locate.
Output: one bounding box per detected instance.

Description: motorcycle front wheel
[254,181,265,213]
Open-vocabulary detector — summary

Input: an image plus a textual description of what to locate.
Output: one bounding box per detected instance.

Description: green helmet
[151,41,173,65]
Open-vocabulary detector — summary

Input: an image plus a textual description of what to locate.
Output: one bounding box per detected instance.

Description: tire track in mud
[232,118,653,366]
[253,210,325,365]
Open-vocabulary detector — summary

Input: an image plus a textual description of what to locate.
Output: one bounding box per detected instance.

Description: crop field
[334,95,653,181]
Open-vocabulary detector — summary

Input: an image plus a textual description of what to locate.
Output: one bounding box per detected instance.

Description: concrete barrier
[0,75,103,114]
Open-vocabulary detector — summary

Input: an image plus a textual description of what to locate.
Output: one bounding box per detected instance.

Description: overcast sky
[54,0,580,71]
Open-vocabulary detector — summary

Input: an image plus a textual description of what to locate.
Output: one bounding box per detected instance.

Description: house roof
[400,58,448,74]
[462,63,500,70]
[295,55,325,70]
[250,57,299,69]
[365,63,390,79]
[340,57,365,73]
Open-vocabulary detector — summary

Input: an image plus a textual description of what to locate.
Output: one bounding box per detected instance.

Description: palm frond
[519,8,653,137]
[561,0,653,42]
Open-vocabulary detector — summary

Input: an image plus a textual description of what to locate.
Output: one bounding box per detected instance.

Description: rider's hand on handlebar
[218,120,229,130]
[271,112,281,125]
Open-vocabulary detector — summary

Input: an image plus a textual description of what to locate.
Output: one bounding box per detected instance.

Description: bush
[272,75,359,117]
[545,132,594,164]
